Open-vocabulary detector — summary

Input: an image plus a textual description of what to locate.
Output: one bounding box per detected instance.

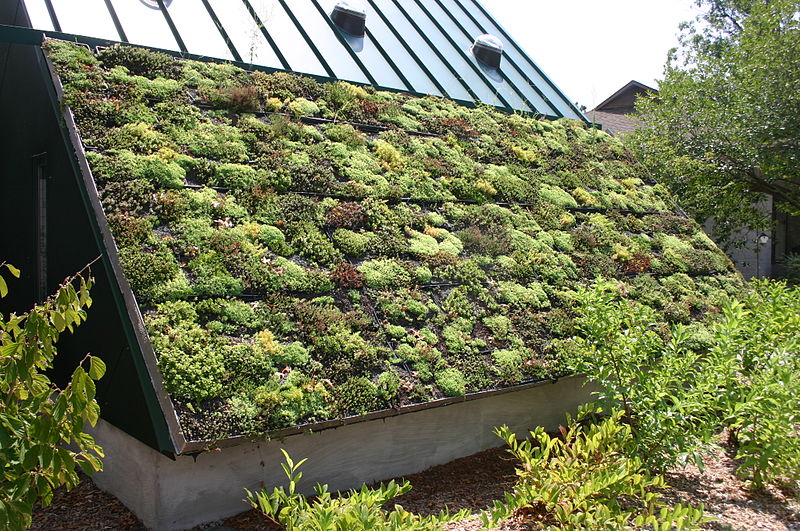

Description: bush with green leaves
[570,283,723,471]
[572,278,800,489]
[482,407,708,530]
[245,450,468,531]
[0,263,106,530]
[713,280,800,488]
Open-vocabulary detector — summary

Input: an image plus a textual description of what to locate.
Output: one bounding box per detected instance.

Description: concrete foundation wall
[90,376,593,530]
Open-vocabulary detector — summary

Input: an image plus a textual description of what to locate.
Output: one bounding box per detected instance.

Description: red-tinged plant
[330,263,364,289]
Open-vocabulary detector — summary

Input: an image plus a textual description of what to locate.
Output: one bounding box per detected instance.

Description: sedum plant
[245,450,468,531]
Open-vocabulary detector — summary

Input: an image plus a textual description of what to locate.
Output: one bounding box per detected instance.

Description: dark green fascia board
[0,24,566,121]
[33,40,179,459]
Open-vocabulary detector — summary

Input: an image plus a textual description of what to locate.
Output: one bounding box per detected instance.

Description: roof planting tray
[43,40,743,449]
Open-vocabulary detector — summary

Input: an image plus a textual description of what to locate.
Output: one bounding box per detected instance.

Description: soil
[31,442,800,531]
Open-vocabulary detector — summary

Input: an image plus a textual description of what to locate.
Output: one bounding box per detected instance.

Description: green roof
[44,40,743,444]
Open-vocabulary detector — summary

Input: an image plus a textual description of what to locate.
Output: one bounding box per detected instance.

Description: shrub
[573,279,800,488]
[0,265,105,530]
[571,284,722,471]
[246,451,467,531]
[714,281,800,488]
[483,408,707,530]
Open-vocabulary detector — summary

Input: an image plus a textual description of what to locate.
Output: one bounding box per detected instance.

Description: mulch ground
[32,441,800,530]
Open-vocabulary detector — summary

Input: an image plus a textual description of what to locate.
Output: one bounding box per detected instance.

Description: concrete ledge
[90,375,594,530]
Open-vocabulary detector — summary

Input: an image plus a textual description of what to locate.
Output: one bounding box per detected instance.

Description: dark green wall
[0,30,168,452]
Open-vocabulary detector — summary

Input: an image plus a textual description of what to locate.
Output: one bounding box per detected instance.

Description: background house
[587,80,656,136]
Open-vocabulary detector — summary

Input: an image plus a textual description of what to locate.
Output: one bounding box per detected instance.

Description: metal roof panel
[106,0,178,50]
[50,0,120,42]
[19,0,586,119]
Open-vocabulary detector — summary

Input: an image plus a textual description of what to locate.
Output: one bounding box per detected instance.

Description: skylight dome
[472,33,503,68]
[331,0,367,37]
[138,0,172,9]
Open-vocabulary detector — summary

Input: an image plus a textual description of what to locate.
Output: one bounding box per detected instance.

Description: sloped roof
[587,109,644,136]
[594,80,657,112]
[18,0,584,119]
[589,81,657,136]
[44,40,741,449]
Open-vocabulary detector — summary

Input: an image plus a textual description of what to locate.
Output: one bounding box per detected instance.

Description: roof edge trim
[40,41,186,457]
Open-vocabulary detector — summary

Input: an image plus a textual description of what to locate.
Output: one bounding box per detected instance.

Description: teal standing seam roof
[20,0,585,120]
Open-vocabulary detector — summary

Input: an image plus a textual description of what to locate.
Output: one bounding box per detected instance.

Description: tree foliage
[628,0,800,243]
[0,263,105,530]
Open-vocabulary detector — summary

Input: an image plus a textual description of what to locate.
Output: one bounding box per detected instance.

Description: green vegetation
[572,279,800,486]
[44,40,743,440]
[483,409,707,530]
[628,0,800,243]
[242,280,800,528]
[246,450,468,530]
[0,264,105,530]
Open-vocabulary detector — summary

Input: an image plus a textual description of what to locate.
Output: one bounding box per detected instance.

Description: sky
[486,1,702,110]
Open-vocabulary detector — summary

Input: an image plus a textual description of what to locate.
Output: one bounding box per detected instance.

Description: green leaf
[88,356,106,380]
[5,264,20,278]
[0,276,7,299]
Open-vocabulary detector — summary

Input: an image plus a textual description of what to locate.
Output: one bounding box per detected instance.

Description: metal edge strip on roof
[38,41,183,456]
[181,374,582,454]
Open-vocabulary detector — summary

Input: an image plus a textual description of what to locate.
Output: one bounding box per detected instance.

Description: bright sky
[487,1,702,110]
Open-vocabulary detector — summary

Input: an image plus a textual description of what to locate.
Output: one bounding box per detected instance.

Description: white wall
[704,196,774,279]
[89,376,594,530]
